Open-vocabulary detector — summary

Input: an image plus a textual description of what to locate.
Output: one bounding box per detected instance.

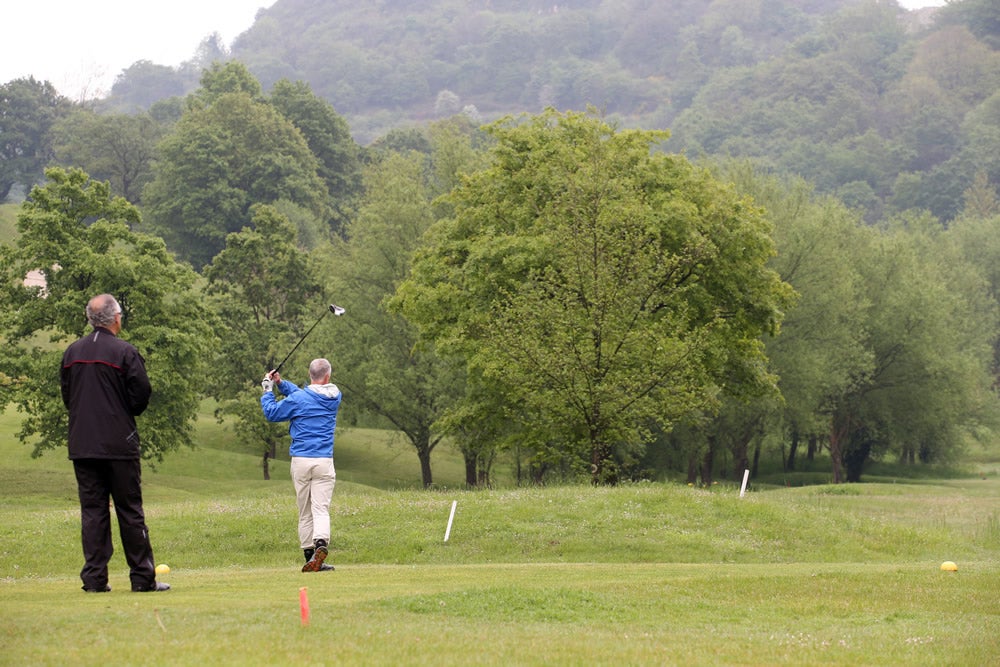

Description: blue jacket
[261,380,342,458]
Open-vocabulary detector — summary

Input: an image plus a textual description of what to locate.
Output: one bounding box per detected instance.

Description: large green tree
[103,60,191,112]
[268,79,363,233]
[0,167,215,461]
[0,77,73,202]
[142,63,329,269]
[948,203,1000,388]
[203,204,323,478]
[719,163,872,475]
[396,110,794,484]
[320,150,464,488]
[52,109,165,204]
[825,213,998,481]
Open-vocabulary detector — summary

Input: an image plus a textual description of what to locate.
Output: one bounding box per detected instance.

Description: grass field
[1,407,999,666]
[0,202,20,245]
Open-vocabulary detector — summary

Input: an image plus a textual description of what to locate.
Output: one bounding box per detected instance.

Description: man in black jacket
[60,294,169,593]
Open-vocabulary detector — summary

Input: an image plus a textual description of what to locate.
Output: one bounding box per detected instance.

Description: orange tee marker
[299,587,310,626]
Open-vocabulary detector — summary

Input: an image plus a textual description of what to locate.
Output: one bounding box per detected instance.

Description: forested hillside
[229,0,847,123]
[94,0,1000,225]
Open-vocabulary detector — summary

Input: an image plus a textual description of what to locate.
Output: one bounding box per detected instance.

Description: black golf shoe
[132,582,171,592]
[302,540,328,572]
[83,584,111,593]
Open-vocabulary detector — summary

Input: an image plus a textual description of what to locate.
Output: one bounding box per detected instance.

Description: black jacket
[60,326,152,460]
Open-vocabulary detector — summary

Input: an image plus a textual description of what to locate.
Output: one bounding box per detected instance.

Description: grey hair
[309,358,332,382]
[86,294,122,328]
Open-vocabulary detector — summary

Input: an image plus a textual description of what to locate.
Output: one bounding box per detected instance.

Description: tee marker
[299,587,310,626]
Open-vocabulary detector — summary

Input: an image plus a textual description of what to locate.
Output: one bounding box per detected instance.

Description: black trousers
[73,458,156,591]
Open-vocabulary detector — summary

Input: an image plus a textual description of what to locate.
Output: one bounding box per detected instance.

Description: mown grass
[1,408,999,666]
[0,202,18,243]
[3,563,998,666]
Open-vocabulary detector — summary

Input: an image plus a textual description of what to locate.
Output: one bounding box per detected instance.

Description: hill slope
[101,0,993,223]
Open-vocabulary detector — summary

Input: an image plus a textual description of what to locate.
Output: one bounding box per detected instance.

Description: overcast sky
[2,0,947,101]
[1,1,275,99]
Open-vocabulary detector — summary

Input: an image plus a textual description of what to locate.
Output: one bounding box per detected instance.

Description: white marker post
[444,500,457,542]
[739,469,750,498]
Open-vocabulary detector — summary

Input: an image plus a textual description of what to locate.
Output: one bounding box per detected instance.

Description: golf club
[271,304,345,374]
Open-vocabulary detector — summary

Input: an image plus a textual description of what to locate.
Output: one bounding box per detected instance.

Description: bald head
[86,294,122,333]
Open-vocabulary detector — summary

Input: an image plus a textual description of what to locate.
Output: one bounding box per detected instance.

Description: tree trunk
[477,449,495,488]
[751,438,762,478]
[686,454,699,485]
[786,429,799,471]
[700,438,715,486]
[829,411,851,484]
[844,439,870,483]
[590,440,614,485]
[464,453,478,488]
[418,446,433,488]
[733,438,749,480]
[261,440,277,481]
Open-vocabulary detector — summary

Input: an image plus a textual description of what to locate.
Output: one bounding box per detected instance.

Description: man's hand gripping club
[261,369,282,393]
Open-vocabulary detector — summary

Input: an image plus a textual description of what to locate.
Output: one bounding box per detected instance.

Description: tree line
[1,61,998,488]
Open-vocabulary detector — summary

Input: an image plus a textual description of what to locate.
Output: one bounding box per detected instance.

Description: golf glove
[261,375,274,393]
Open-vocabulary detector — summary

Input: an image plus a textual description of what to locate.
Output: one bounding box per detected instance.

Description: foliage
[819,213,1000,481]
[193,0,824,145]
[192,59,264,102]
[202,204,323,477]
[268,79,364,233]
[51,109,165,204]
[718,163,1000,482]
[101,60,192,112]
[142,64,331,269]
[0,167,215,461]
[944,209,1000,399]
[718,164,872,475]
[397,110,794,484]
[204,203,323,388]
[0,77,73,202]
[62,0,997,228]
[320,149,465,488]
[938,0,1000,50]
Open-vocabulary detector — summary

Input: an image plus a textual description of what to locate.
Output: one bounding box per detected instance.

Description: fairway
[1,410,999,666]
[2,562,998,665]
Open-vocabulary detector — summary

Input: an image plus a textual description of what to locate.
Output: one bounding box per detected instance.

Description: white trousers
[290,457,335,549]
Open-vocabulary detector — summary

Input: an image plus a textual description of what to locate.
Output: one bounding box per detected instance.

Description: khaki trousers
[290,457,335,549]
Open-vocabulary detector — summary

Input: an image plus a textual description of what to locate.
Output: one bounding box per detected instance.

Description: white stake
[444,500,457,542]
[740,469,750,497]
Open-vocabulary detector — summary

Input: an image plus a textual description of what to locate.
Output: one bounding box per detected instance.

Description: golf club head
[330,304,345,316]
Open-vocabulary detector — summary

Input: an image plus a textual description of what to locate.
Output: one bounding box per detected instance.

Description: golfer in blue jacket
[261,358,342,572]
